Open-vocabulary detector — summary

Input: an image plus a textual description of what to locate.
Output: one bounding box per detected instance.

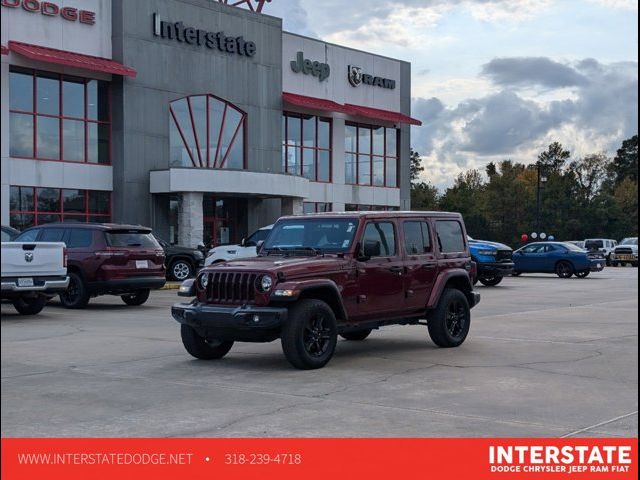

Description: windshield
[246,228,271,246]
[262,218,358,254]
[621,238,638,246]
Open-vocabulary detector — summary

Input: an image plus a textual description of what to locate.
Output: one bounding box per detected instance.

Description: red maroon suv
[173,212,480,369]
[15,223,166,308]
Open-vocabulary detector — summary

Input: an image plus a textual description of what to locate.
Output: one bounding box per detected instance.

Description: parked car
[203,224,273,266]
[14,223,166,309]
[1,225,21,242]
[154,236,205,281]
[584,238,618,265]
[1,240,69,315]
[173,211,481,369]
[468,236,514,286]
[610,237,638,267]
[566,240,585,250]
[513,241,606,278]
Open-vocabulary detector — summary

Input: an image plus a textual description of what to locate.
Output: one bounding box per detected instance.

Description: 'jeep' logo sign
[290,52,330,82]
[348,65,395,90]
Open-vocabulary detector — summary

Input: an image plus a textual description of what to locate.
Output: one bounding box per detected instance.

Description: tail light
[63,247,68,268]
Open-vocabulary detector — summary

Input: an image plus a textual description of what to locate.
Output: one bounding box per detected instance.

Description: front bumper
[470,291,481,308]
[477,261,515,277]
[172,302,288,342]
[590,261,606,272]
[1,276,69,294]
[610,253,638,262]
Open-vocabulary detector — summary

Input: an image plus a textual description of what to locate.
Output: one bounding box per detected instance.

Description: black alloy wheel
[555,261,574,279]
[59,272,90,309]
[478,275,503,287]
[281,299,338,369]
[427,288,471,348]
[303,313,333,357]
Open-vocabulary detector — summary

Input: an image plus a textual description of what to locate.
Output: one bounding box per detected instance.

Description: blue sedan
[513,242,606,278]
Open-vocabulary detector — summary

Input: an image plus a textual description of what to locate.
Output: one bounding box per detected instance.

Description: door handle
[389,266,403,275]
[421,263,437,270]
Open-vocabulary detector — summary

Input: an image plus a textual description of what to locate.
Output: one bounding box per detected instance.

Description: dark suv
[172,212,480,369]
[154,236,205,281]
[15,223,166,308]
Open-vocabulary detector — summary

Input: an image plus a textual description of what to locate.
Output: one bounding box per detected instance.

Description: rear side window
[363,222,396,256]
[106,231,160,248]
[39,228,66,242]
[436,220,465,253]
[67,229,93,248]
[585,240,603,249]
[403,221,431,255]
[15,229,40,242]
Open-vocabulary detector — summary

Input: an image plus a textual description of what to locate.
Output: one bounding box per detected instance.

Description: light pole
[535,162,548,233]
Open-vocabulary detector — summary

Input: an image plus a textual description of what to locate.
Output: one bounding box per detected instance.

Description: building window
[169,95,247,169]
[303,202,332,214]
[283,113,332,182]
[8,67,111,164]
[345,204,399,212]
[345,123,398,187]
[9,186,111,230]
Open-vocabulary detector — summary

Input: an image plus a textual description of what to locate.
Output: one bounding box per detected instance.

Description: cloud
[481,57,588,89]
[411,58,638,189]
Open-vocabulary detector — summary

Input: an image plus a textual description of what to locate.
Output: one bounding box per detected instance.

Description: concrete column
[332,117,346,188]
[281,198,304,216]
[178,192,203,248]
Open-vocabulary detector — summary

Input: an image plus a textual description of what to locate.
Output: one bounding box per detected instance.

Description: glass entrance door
[202,196,244,248]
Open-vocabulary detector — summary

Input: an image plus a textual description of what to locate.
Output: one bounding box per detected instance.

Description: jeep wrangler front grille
[206,272,257,304]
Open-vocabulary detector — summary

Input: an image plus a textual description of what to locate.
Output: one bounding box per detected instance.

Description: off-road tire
[340,329,372,341]
[169,259,194,281]
[121,289,151,306]
[479,275,503,287]
[180,324,234,360]
[575,270,590,278]
[281,299,337,369]
[59,271,90,309]
[611,261,619,267]
[555,261,574,278]
[12,296,47,315]
[512,271,522,276]
[427,288,471,348]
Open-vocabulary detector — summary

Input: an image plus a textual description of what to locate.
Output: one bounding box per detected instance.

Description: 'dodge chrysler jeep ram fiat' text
[172,212,481,369]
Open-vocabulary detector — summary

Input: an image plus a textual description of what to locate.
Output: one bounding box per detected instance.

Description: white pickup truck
[1,242,69,315]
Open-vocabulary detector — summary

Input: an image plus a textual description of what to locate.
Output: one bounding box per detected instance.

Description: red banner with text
[1,438,637,480]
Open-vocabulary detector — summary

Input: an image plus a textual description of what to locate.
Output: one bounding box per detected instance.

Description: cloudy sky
[267,0,638,189]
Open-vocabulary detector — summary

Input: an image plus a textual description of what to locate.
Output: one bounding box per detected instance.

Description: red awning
[345,103,422,126]
[1,45,8,55]
[283,92,354,115]
[7,41,136,78]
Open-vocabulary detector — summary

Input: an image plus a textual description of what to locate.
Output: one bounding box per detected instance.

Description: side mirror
[359,239,381,260]
[256,240,265,254]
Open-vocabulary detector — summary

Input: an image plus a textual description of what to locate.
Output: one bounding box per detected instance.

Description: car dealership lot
[2,268,637,438]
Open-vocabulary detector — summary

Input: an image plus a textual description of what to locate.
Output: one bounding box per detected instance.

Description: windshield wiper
[263,246,323,257]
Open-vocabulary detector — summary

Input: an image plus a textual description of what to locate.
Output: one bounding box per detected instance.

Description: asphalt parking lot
[1,268,637,438]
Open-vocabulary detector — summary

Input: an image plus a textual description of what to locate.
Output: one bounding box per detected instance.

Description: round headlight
[258,275,273,292]
[199,273,209,289]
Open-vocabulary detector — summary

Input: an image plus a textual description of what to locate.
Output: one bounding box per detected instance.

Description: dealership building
[1,0,420,247]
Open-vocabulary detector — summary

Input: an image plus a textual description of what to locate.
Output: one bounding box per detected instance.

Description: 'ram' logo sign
[348,65,395,90]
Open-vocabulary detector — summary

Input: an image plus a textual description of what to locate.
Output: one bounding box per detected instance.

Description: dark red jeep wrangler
[172,212,480,369]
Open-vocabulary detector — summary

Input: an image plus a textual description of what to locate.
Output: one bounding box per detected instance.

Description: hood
[167,244,201,255]
[615,244,638,253]
[208,244,243,254]
[206,255,348,277]
[469,239,512,251]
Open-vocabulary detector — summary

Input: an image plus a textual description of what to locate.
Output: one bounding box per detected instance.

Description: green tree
[411,181,440,211]
[610,135,638,186]
[538,141,571,173]
[410,149,425,183]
